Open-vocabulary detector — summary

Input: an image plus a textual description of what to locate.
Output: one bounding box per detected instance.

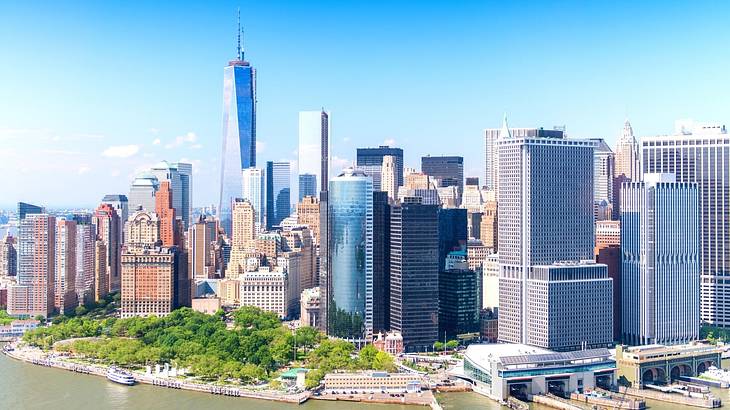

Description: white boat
[107,366,135,385]
[701,366,730,384]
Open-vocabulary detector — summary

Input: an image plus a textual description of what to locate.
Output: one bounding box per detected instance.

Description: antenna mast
[236,8,242,60]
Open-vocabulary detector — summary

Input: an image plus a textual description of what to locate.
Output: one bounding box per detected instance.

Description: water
[1,349,729,410]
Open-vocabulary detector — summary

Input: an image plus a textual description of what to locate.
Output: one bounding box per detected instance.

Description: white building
[239,266,296,319]
[641,121,729,328]
[482,253,499,310]
[621,173,700,345]
[242,167,265,231]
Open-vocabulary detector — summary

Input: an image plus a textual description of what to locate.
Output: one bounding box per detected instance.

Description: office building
[128,173,159,213]
[372,191,390,332]
[149,161,192,229]
[615,120,640,180]
[484,116,564,192]
[93,203,121,293]
[421,156,464,201]
[0,235,16,277]
[232,199,256,251]
[298,110,330,195]
[479,200,498,250]
[621,173,700,345]
[438,208,467,272]
[239,266,296,319]
[188,216,218,280]
[125,211,160,248]
[75,222,96,304]
[121,247,178,318]
[219,23,256,236]
[482,253,499,309]
[390,198,439,352]
[591,138,615,205]
[381,155,398,202]
[596,244,621,342]
[642,120,729,327]
[297,196,321,245]
[462,178,484,213]
[298,174,317,201]
[155,181,177,247]
[439,251,480,340]
[497,127,612,350]
[282,226,315,291]
[467,239,489,274]
[94,240,108,301]
[357,146,404,187]
[17,202,43,221]
[300,287,320,328]
[242,167,265,231]
[55,219,78,314]
[322,168,373,340]
[266,161,291,229]
[595,220,620,249]
[8,214,55,318]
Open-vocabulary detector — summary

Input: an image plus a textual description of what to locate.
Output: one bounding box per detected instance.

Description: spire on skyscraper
[500,113,512,139]
[622,118,635,142]
[236,8,245,61]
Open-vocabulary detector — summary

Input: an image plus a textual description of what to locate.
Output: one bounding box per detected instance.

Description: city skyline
[3,1,730,208]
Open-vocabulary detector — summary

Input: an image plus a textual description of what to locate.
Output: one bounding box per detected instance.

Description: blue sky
[1,1,729,208]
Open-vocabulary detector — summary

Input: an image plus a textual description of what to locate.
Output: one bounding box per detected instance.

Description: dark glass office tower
[298,174,317,201]
[389,198,439,352]
[266,161,291,230]
[219,18,256,235]
[421,156,464,197]
[356,146,404,187]
[372,191,391,332]
[438,208,468,271]
[17,202,44,220]
[439,254,480,340]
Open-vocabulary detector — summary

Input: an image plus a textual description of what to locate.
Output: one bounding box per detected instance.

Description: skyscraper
[615,119,640,180]
[188,216,218,280]
[219,16,256,236]
[121,247,178,318]
[155,181,177,247]
[641,120,729,327]
[356,146,404,187]
[232,199,256,251]
[390,198,439,352]
[297,196,321,245]
[372,191,390,332]
[75,221,96,304]
[438,208,467,272]
[101,195,128,242]
[621,173,700,345]
[591,139,615,205]
[266,161,291,230]
[8,214,56,318]
[128,173,159,213]
[421,156,464,201]
[298,174,317,201]
[497,128,613,350]
[0,235,17,277]
[323,169,373,340]
[381,155,398,202]
[242,167,265,231]
[17,202,43,221]
[93,203,121,293]
[55,219,78,315]
[298,110,330,195]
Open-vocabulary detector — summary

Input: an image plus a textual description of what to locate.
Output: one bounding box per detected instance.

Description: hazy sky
[2,1,729,208]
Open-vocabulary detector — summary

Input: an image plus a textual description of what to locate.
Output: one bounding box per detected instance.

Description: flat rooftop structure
[618,342,722,362]
[464,343,552,365]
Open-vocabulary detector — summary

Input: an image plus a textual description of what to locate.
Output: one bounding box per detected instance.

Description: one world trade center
[219,12,256,235]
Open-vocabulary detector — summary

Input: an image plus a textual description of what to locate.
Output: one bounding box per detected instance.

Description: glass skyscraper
[242,167,265,232]
[265,161,291,230]
[298,110,330,196]
[298,174,317,201]
[219,35,256,235]
[324,168,373,340]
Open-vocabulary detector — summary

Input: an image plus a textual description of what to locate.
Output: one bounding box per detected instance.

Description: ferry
[107,366,136,385]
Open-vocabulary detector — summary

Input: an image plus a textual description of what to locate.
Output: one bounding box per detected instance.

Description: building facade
[93,203,121,293]
[128,174,159,214]
[421,156,464,202]
[241,167,265,232]
[356,146,404,188]
[621,173,700,345]
[298,110,330,196]
[121,247,177,318]
[55,219,78,314]
[266,161,291,229]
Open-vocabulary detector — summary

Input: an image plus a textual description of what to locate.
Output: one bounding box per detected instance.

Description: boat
[107,366,136,385]
[701,366,730,384]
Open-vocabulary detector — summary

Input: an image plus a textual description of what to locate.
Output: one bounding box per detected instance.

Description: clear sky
[2,1,729,208]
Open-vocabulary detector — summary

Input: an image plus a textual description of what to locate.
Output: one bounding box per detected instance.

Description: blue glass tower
[325,168,373,340]
[219,15,256,235]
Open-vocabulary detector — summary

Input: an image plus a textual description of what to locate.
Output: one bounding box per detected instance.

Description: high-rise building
[8,214,56,318]
[0,235,17,277]
[155,181,177,247]
[239,266,296,319]
[282,226,315,291]
[497,128,613,350]
[439,251,479,340]
[372,191,391,332]
[641,120,729,327]
[595,220,621,249]
[438,208,467,272]
[357,146,404,188]
[421,156,464,202]
[297,196,321,245]
[621,173,700,345]
[93,203,121,293]
[121,247,178,318]
[266,161,291,229]
[615,120,640,180]
[219,19,256,236]
[55,219,78,314]
[381,155,398,202]
[242,167,265,232]
[483,116,564,192]
[75,221,96,304]
[596,245,621,342]
[298,110,330,195]
[128,174,159,213]
[101,195,128,242]
[125,211,160,247]
[322,169,373,340]
[591,139,615,205]
[17,202,43,221]
[298,174,317,201]
[462,178,484,213]
[150,161,192,229]
[232,199,256,251]
[390,198,439,352]
[479,200,498,250]
[94,240,108,301]
[188,216,218,280]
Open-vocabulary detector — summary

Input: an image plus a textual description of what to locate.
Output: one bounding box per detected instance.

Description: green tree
[434,341,444,351]
[445,340,458,350]
[372,351,396,372]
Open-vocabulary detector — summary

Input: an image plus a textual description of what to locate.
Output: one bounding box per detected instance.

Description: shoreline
[1,340,438,407]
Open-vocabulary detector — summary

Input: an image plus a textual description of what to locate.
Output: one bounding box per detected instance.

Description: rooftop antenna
[236,8,243,60]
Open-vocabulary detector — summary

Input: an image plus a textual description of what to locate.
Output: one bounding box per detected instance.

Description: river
[1,349,729,410]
